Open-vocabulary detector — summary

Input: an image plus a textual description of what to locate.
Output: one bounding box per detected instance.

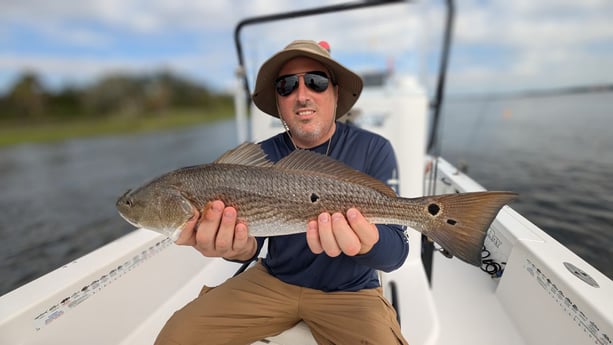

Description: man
[155,40,409,345]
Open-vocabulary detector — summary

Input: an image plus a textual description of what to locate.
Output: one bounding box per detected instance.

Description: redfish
[116,142,516,265]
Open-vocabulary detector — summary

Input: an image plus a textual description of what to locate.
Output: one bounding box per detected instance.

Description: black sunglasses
[275,71,330,97]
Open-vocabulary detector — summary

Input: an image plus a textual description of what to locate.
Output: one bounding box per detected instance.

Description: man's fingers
[306,220,324,254]
[195,200,224,254]
[309,209,380,257]
[233,223,249,251]
[346,208,379,254]
[318,213,342,257]
[214,207,238,253]
[230,223,258,261]
[331,212,361,256]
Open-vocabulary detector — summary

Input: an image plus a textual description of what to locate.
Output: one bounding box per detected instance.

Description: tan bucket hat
[252,40,363,118]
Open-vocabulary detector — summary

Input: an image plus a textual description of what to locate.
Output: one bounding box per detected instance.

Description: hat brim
[252,41,363,119]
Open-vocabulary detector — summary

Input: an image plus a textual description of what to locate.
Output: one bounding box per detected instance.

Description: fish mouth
[118,212,141,229]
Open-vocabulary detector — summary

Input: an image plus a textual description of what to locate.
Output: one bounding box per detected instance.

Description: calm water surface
[440,91,613,279]
[0,121,237,295]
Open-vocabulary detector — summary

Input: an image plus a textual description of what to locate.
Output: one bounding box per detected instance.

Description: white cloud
[0,0,611,94]
[443,0,613,93]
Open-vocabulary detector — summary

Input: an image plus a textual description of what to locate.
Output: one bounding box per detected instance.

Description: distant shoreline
[446,84,613,101]
[0,108,233,148]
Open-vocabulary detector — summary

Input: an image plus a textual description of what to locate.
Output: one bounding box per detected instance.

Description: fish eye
[124,199,133,207]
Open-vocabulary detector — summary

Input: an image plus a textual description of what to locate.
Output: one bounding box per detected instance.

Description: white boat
[1,1,611,344]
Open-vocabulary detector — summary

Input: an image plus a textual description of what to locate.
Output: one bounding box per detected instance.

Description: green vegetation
[0,108,233,147]
[0,70,235,147]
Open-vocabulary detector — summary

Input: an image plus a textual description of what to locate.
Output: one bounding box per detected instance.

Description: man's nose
[295,75,310,102]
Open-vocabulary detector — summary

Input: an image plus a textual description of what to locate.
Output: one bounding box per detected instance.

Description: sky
[1,0,612,96]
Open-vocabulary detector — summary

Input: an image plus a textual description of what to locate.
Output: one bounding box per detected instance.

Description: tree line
[0,71,233,123]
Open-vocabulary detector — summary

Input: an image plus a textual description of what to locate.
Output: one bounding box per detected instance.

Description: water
[0,121,237,296]
[1,92,612,296]
[439,91,613,279]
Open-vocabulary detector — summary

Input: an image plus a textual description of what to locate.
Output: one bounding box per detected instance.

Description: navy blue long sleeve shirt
[254,122,409,292]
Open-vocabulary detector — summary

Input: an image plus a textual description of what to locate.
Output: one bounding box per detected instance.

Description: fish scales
[170,163,399,236]
[116,142,517,266]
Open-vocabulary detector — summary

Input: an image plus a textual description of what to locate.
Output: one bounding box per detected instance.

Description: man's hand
[306,208,379,257]
[175,200,257,261]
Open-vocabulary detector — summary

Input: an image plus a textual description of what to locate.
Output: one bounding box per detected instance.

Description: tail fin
[422,191,517,266]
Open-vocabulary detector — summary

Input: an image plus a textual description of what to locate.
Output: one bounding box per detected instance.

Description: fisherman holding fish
[115,39,515,344]
[155,40,410,344]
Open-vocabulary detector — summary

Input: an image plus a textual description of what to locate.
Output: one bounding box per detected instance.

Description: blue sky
[1,0,612,96]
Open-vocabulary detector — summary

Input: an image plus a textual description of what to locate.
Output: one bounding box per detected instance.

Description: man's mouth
[296,110,315,116]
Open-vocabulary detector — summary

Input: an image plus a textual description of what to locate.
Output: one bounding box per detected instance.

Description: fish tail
[417,191,517,266]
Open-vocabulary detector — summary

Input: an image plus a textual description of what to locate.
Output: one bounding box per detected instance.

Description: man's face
[276,57,338,148]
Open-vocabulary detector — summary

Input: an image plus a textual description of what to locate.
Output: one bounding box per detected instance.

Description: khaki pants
[155,262,408,345]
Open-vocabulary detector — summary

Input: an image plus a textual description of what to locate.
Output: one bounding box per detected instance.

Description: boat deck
[0,228,525,345]
[431,253,525,345]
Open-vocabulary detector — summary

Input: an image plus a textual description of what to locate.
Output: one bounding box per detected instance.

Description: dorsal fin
[214,142,274,167]
[275,149,397,198]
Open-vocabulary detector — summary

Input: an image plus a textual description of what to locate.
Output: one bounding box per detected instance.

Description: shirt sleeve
[351,224,409,272]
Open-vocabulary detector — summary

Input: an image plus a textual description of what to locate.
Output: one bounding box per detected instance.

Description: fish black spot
[310,193,320,203]
[428,203,440,216]
[447,219,457,226]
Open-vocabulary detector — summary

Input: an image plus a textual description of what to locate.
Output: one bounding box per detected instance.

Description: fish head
[116,185,195,240]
